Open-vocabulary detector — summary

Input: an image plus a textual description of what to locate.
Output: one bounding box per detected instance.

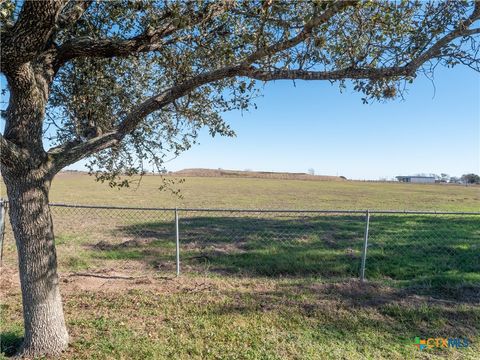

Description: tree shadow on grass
[96,215,365,277]
[0,332,23,357]
[207,280,479,354]
[86,214,480,300]
[366,215,480,300]
[54,280,479,359]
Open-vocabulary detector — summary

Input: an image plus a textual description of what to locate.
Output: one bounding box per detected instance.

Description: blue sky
[159,65,479,180]
[1,65,478,180]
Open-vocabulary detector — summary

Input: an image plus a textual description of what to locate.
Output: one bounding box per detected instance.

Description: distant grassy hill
[172,168,345,181]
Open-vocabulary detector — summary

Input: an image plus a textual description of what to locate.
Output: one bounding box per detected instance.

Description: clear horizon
[2,64,479,180]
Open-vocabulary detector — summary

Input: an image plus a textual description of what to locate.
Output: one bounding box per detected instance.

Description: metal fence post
[360,209,370,282]
[0,199,6,267]
[175,208,180,276]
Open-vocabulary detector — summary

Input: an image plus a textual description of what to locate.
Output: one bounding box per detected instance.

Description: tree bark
[3,171,69,357]
[1,54,69,357]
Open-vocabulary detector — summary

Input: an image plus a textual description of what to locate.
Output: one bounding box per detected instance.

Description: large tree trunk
[3,171,69,357]
[1,59,69,357]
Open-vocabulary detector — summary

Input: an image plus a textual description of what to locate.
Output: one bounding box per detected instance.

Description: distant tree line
[416,173,480,184]
[459,173,480,184]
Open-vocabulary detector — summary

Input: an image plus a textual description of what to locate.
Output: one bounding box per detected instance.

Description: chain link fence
[178,209,367,278]
[1,201,479,290]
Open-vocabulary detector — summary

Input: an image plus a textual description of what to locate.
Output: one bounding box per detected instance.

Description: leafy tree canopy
[1,0,479,187]
[461,173,480,184]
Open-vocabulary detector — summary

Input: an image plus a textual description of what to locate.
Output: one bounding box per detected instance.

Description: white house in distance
[396,175,436,184]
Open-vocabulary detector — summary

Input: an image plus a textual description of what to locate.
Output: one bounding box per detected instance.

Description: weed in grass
[0,329,23,358]
[63,255,91,271]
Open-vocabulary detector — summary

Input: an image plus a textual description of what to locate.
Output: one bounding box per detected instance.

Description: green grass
[70,213,477,297]
[2,278,479,359]
[1,174,479,359]
[0,329,23,358]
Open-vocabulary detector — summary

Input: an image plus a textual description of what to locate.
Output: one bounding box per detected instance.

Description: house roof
[396,176,436,179]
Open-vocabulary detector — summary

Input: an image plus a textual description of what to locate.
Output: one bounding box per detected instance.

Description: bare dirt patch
[0,265,20,296]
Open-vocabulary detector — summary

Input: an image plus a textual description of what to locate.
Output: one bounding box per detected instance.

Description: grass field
[5,171,476,211]
[1,173,479,359]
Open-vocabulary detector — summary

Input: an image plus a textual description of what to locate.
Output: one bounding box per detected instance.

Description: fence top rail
[17,202,476,215]
[1,199,478,215]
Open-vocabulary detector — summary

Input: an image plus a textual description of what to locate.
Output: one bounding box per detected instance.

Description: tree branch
[41,1,383,170]
[48,64,245,169]
[48,132,121,172]
[462,27,480,36]
[54,1,231,68]
[410,2,480,67]
[242,1,358,65]
[55,0,93,30]
[1,0,68,72]
[47,0,480,172]
[239,66,414,82]
[243,2,480,83]
[0,133,29,168]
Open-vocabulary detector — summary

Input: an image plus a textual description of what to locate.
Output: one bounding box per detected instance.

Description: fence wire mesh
[179,210,366,277]
[1,203,479,288]
[50,205,177,272]
[367,213,480,287]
